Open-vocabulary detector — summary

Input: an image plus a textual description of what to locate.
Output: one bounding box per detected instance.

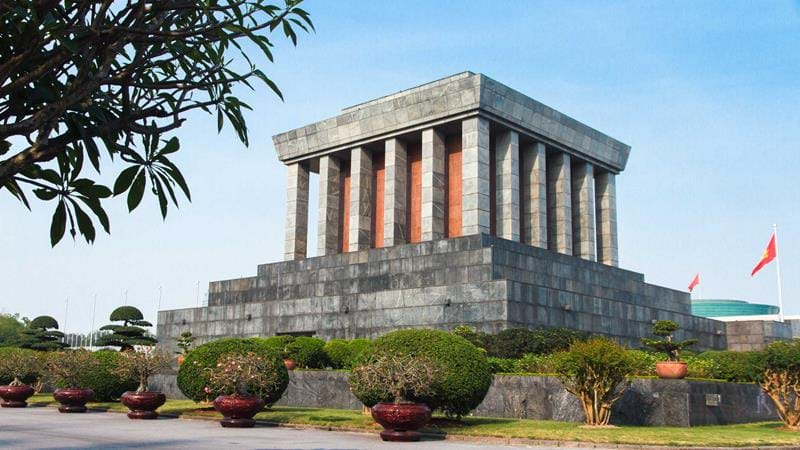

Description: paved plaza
[0,407,584,450]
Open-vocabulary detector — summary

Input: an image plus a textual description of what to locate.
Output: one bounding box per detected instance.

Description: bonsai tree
[0,348,42,387]
[20,316,68,351]
[759,340,800,430]
[641,320,697,361]
[46,350,100,389]
[112,348,171,394]
[176,331,196,355]
[349,354,441,404]
[97,306,157,351]
[554,337,636,426]
[206,352,284,397]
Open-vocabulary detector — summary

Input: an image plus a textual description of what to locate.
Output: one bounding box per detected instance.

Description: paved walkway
[0,406,579,450]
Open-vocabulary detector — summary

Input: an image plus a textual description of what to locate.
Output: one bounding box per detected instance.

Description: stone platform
[156,234,726,350]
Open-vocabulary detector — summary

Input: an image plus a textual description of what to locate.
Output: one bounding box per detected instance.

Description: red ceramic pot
[53,388,94,413]
[121,391,167,419]
[656,361,688,380]
[371,402,432,442]
[213,394,265,428]
[0,385,35,408]
[283,359,296,370]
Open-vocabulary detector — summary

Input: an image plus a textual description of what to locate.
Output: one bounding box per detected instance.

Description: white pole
[90,294,97,348]
[774,224,785,323]
[63,297,69,342]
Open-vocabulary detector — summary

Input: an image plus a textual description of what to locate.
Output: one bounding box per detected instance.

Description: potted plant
[642,320,697,379]
[175,331,195,365]
[206,351,283,428]
[46,350,100,413]
[0,349,42,407]
[349,354,441,442]
[112,348,171,419]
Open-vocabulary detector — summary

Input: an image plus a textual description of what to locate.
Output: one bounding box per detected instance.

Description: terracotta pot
[371,402,432,442]
[176,354,186,366]
[121,391,167,420]
[53,388,94,413]
[213,394,265,428]
[283,359,296,370]
[656,361,688,379]
[0,384,35,407]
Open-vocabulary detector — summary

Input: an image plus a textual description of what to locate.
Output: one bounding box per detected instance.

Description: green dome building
[691,299,779,318]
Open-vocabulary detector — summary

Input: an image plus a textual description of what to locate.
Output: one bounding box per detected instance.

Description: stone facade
[157,235,726,350]
[725,320,794,351]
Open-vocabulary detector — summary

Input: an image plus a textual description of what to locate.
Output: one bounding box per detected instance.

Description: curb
[30,402,798,450]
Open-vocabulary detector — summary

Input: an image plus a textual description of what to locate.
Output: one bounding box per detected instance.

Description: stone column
[546,152,572,255]
[384,138,408,247]
[317,155,340,256]
[521,142,547,248]
[495,130,520,241]
[461,117,491,236]
[284,162,309,261]
[348,147,372,251]
[595,171,619,266]
[421,128,446,241]
[571,162,596,261]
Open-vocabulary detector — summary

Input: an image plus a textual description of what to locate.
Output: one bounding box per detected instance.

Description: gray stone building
[157,72,730,350]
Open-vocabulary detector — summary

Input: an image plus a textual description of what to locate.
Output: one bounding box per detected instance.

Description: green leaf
[72,201,96,243]
[158,137,180,156]
[114,166,140,196]
[33,188,58,201]
[127,169,146,212]
[50,201,67,247]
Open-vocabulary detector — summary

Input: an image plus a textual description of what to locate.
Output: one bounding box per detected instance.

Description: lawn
[26,394,800,447]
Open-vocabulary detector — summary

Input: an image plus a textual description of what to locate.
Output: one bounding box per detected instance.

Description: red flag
[688,273,700,292]
[751,233,777,276]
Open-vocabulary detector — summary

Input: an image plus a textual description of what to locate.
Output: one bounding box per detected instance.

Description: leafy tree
[641,320,697,362]
[759,339,800,430]
[0,313,29,347]
[0,0,313,245]
[20,315,68,351]
[176,331,196,355]
[97,306,156,351]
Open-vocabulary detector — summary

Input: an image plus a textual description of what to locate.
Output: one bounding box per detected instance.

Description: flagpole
[774,224,785,323]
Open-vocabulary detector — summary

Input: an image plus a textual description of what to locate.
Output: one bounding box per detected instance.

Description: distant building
[691,298,797,350]
[692,299,779,318]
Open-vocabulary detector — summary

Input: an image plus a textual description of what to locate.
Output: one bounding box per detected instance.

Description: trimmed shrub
[285,336,327,368]
[487,357,516,374]
[75,350,138,401]
[0,347,44,385]
[261,335,295,358]
[513,353,559,374]
[325,338,374,369]
[696,350,766,382]
[358,329,492,418]
[485,327,587,358]
[178,337,288,405]
[554,338,636,426]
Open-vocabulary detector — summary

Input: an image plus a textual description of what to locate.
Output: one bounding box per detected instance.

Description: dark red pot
[53,388,94,413]
[0,385,35,408]
[371,402,432,442]
[656,361,688,380]
[213,394,265,428]
[121,391,166,420]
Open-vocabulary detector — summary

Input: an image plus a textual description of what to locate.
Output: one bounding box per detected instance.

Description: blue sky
[1,0,799,333]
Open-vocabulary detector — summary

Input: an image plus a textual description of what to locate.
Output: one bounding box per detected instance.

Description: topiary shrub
[554,337,636,426]
[97,306,157,350]
[261,335,295,358]
[20,316,67,351]
[484,327,587,359]
[285,336,327,368]
[74,350,138,401]
[0,347,44,385]
[324,338,373,369]
[178,337,288,405]
[487,357,516,374]
[641,320,697,362]
[357,329,492,418]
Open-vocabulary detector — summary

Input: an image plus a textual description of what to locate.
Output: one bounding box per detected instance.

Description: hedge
[359,329,492,418]
[324,338,373,369]
[178,338,288,405]
[285,336,327,368]
[70,350,137,401]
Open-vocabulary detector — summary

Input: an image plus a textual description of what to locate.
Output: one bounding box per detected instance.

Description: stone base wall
[725,320,794,351]
[151,371,777,427]
[156,235,727,351]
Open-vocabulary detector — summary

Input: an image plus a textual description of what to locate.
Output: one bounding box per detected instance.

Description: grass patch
[27,394,800,447]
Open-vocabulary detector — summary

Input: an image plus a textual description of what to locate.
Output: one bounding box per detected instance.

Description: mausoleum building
[157,72,730,350]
